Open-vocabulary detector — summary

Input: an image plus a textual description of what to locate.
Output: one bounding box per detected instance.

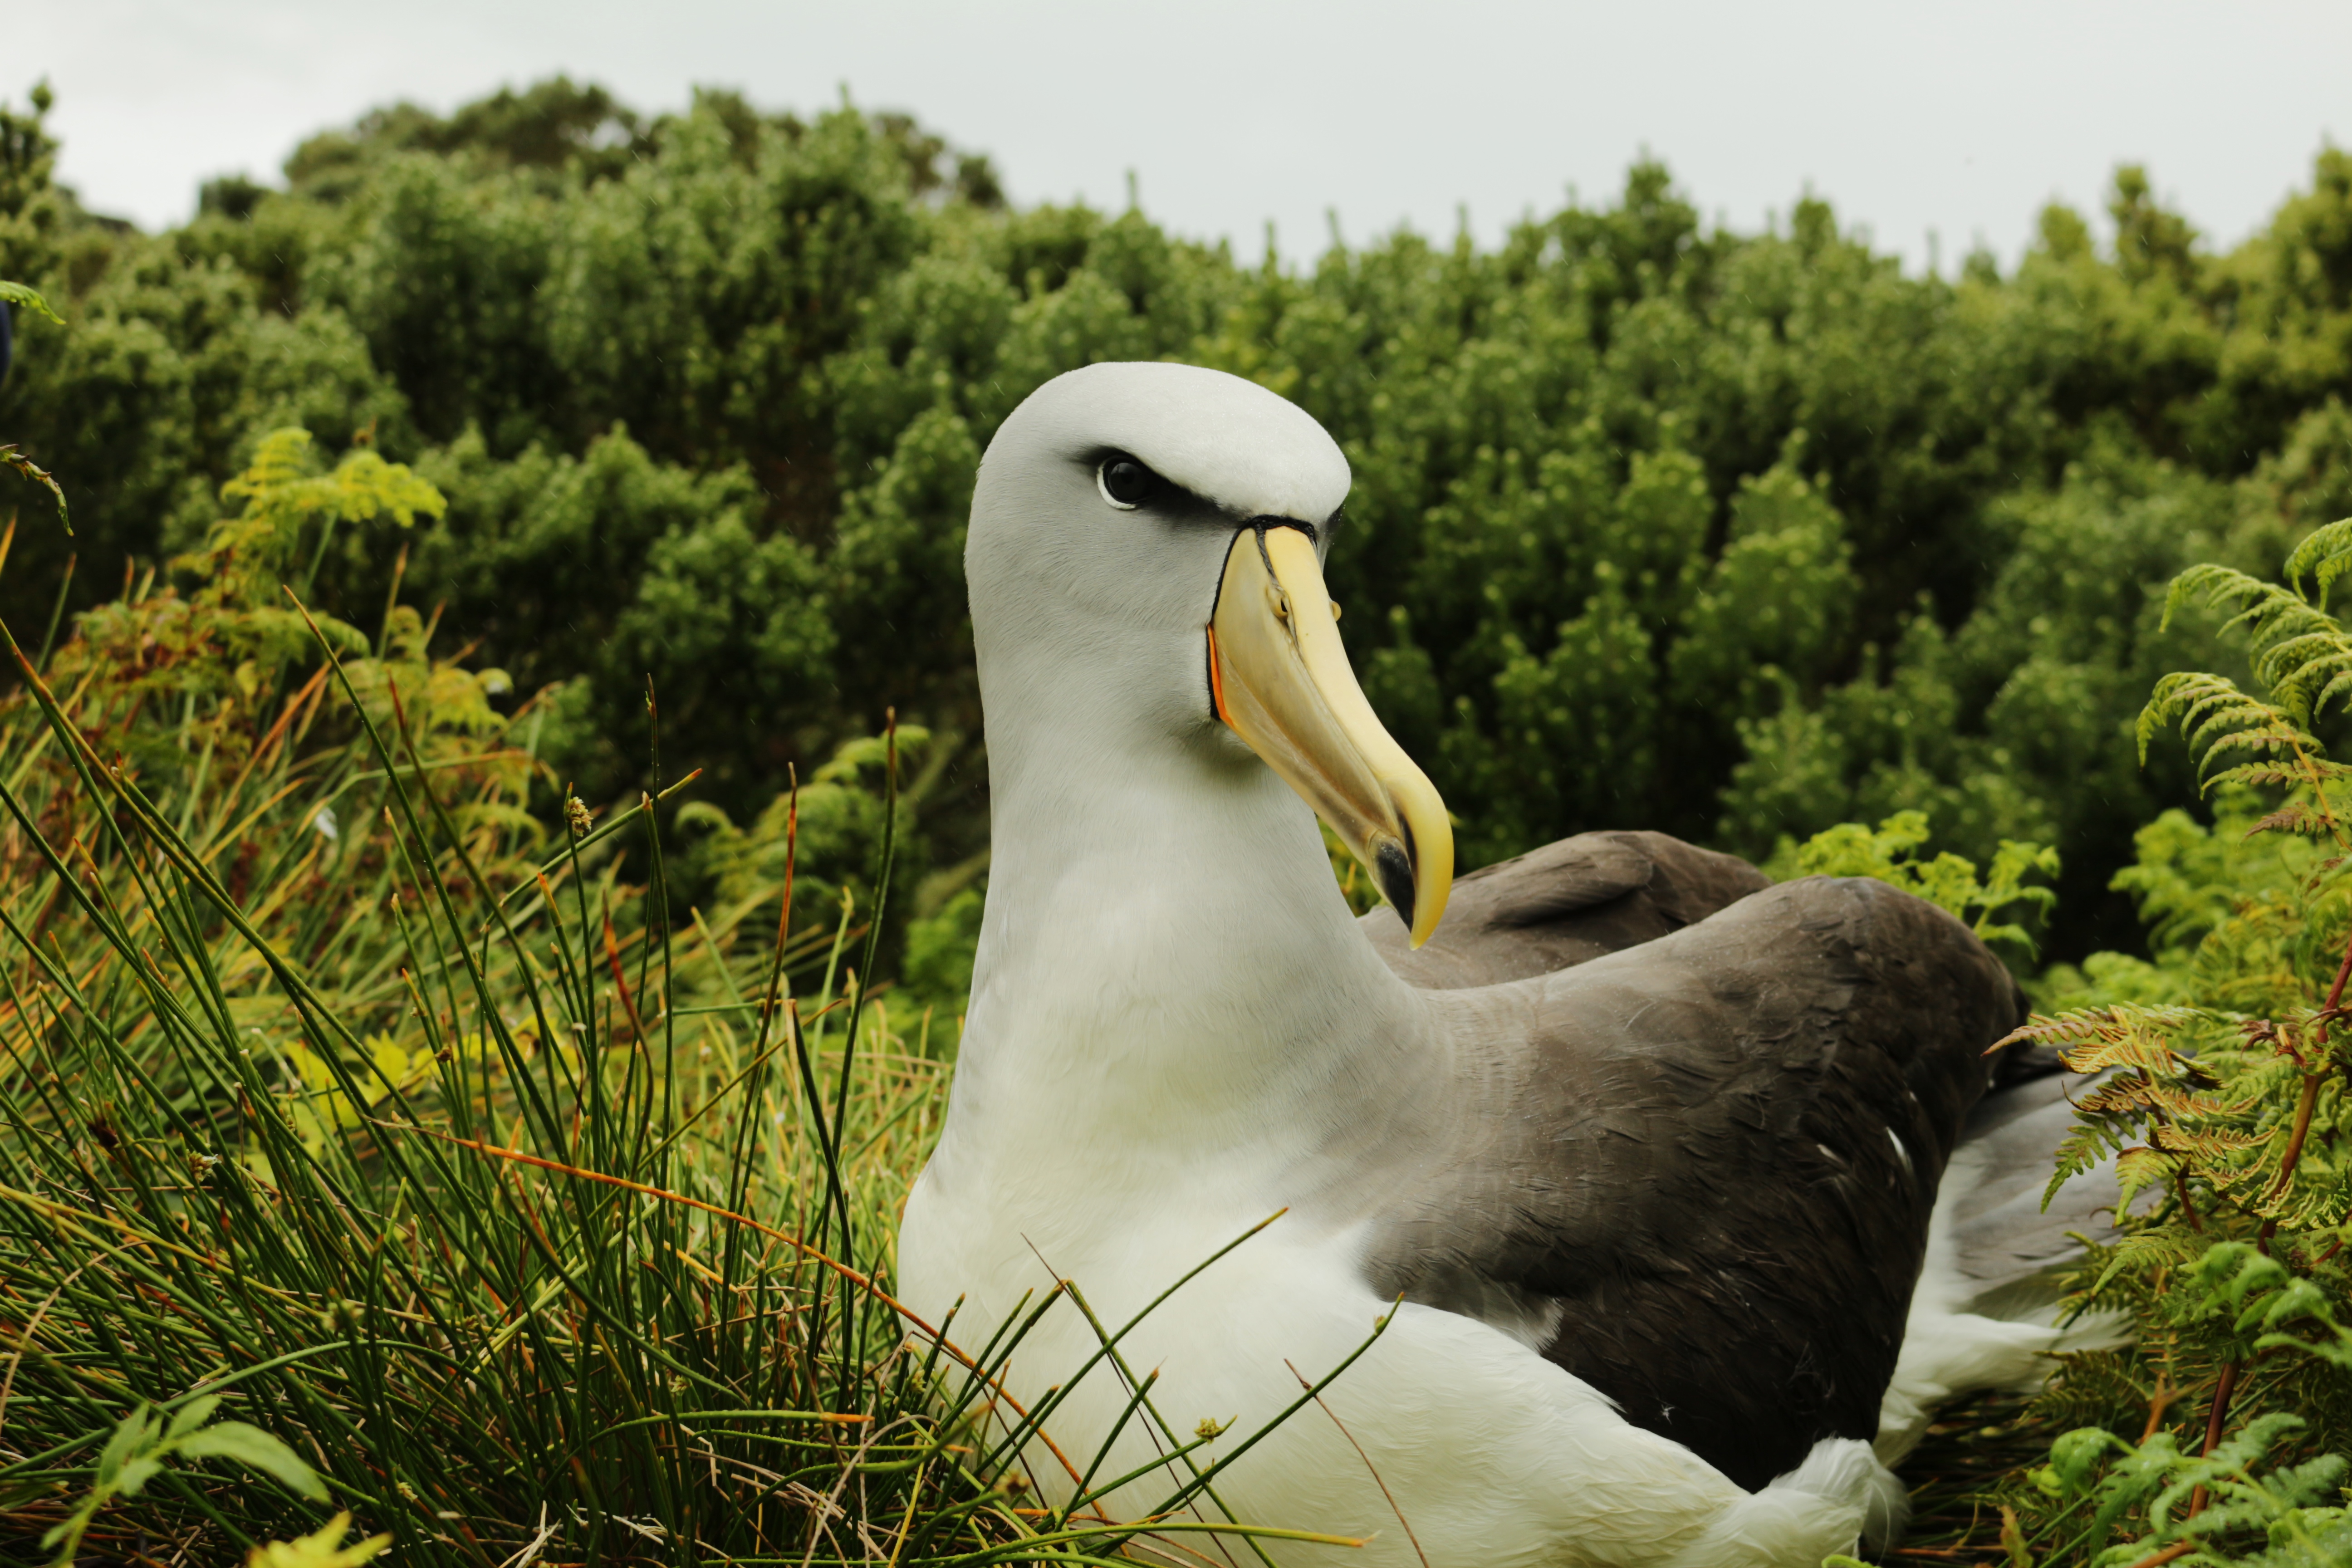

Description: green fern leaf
[2283,514,2352,602]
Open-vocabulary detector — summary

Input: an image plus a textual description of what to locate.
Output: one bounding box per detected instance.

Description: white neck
[939,621,1438,1179]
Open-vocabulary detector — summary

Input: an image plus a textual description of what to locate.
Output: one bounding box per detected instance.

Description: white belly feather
[897,1157,1898,1568]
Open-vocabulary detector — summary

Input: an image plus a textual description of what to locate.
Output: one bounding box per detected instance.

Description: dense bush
[6,76,2352,966]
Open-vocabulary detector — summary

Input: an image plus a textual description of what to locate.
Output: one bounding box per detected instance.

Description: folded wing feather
[1358,836,2026,1489]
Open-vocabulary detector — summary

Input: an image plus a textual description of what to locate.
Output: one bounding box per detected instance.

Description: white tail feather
[1877,1070,2134,1465]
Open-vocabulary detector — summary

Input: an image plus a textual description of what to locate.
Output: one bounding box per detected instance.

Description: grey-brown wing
[1362,875,2021,1489]
[1360,829,1772,990]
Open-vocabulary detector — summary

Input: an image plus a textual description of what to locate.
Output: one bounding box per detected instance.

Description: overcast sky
[17,0,2352,272]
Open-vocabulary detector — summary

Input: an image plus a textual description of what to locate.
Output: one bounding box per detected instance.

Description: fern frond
[2103,1227,2210,1277]
[2265,1176,2352,1231]
[2316,667,2352,718]
[2195,727,2321,764]
[2262,629,2352,669]
[2060,1032,2195,1078]
[2151,670,2261,730]
[2074,1077,2254,1122]
[2157,562,2352,725]
[2137,671,2319,779]
[2148,1123,2259,1161]
[2138,670,2239,762]
[2117,1235,2214,1278]
[2204,764,2328,791]
[2244,803,2334,838]
[2225,592,2335,647]
[2283,514,2352,603]
[2261,637,2352,724]
[2164,563,2275,630]
[2261,631,2352,684]
[2048,1119,2129,1208]
[1997,1005,2200,1054]
[2112,1145,2177,1213]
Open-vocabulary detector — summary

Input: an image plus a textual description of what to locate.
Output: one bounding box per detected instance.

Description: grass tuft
[0,444,1325,1567]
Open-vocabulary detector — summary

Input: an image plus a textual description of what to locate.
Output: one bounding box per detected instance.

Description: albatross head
[968,361,1451,945]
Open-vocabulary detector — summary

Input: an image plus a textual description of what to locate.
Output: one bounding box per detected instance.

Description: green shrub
[7,79,2352,961]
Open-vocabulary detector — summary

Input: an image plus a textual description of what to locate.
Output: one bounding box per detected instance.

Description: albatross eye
[1097,455,1162,510]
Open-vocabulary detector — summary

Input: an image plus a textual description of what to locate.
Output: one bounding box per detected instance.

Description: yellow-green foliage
[246,1514,392,1568]
[1770,808,2059,960]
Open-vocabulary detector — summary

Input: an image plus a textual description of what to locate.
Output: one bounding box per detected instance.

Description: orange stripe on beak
[1206,624,1231,725]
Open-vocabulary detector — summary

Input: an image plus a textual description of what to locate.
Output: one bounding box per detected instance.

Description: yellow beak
[1207,524,1453,947]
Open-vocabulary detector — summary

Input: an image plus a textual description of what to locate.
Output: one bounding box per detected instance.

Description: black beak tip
[1375,842,1416,931]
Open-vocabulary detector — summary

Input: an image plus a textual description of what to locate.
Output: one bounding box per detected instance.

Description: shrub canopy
[6,76,2352,959]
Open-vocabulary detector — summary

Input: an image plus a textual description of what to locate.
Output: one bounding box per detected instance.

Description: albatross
[897,362,2112,1567]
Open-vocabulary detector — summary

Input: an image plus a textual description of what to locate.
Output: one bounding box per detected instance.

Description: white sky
[16,0,2352,272]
